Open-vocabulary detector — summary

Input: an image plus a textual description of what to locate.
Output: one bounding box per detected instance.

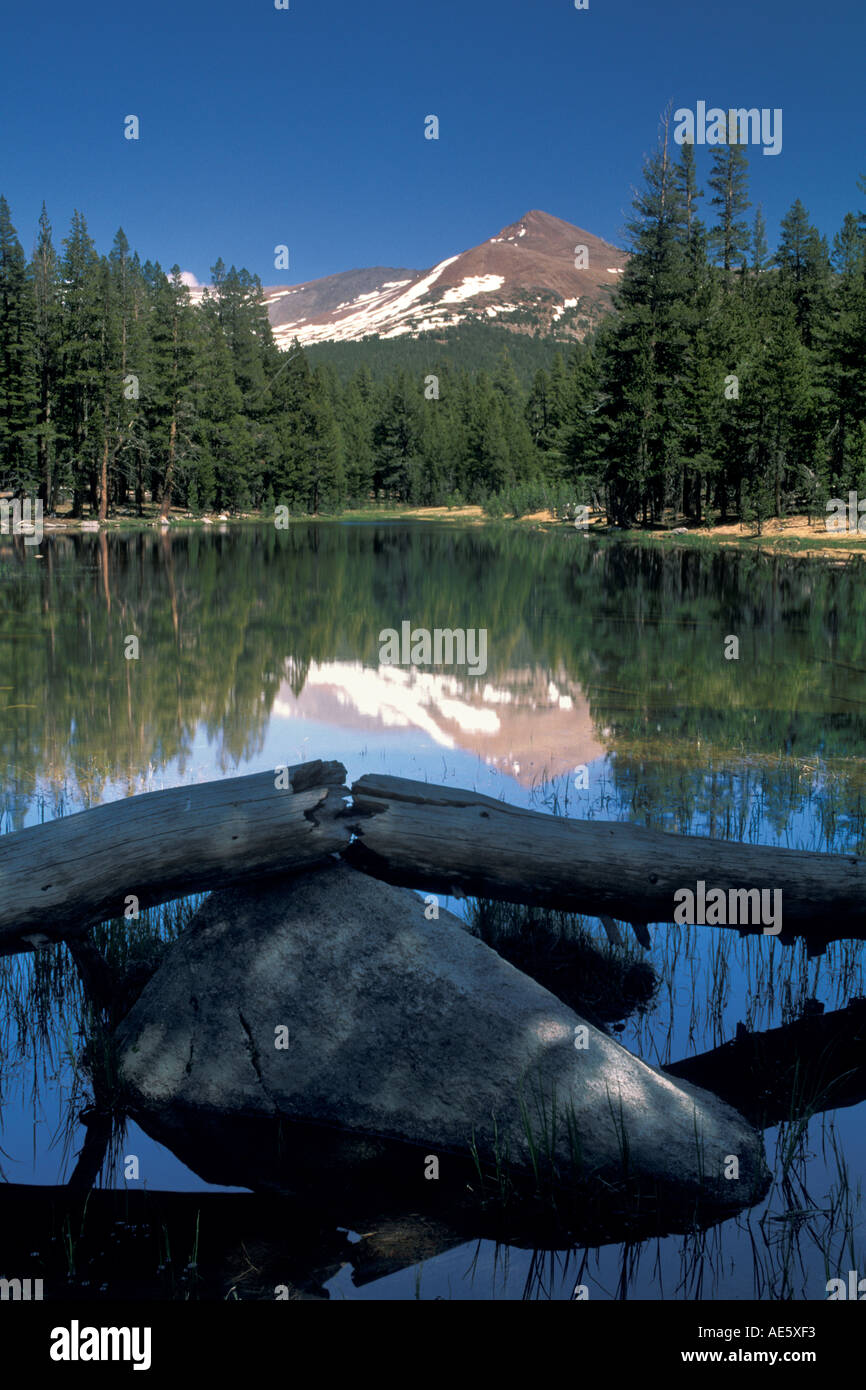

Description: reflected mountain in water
[274,661,605,784]
[2,526,866,825]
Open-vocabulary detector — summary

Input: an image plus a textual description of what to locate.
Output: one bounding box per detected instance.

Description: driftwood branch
[346,774,866,950]
[0,760,348,956]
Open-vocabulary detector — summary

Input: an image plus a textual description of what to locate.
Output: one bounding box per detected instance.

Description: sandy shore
[35,506,866,557]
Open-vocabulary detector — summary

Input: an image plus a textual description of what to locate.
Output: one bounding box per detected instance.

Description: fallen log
[2,765,863,957]
[346,774,866,950]
[663,998,866,1128]
[0,760,348,956]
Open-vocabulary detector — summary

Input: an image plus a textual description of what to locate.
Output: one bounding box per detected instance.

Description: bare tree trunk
[98,434,109,522]
[159,414,176,519]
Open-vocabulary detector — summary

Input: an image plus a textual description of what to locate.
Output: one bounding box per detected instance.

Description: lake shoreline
[34,504,866,559]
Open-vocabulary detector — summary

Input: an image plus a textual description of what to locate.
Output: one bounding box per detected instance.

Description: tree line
[591,112,866,528]
[0,119,864,524]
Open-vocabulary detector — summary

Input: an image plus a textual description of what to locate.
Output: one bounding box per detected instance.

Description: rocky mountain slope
[193,210,628,348]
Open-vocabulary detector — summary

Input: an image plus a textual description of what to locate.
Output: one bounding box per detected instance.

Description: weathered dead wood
[663,999,866,1127]
[3,764,863,958]
[346,774,866,949]
[0,760,348,956]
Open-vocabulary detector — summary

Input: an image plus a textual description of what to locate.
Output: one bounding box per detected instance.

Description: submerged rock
[116,864,770,1224]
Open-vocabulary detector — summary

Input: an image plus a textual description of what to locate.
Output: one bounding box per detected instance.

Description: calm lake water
[1,522,865,1300]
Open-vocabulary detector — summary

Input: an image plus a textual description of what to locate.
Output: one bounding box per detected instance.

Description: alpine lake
[1,519,865,1302]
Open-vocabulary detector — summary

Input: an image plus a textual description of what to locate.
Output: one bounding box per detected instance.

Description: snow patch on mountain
[441,274,505,304]
[259,211,627,347]
[271,253,462,347]
[552,296,580,322]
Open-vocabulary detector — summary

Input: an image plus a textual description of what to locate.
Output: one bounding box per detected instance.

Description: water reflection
[1,524,865,1299]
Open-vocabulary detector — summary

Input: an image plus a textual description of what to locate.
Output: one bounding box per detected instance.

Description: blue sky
[1,0,864,285]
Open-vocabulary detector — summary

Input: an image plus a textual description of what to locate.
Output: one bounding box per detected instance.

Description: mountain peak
[520,208,566,224]
[265,211,628,348]
[497,208,565,238]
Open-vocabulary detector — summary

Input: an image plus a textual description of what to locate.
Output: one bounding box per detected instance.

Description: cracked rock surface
[115,863,770,1213]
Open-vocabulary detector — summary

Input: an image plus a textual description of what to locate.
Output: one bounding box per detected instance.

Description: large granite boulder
[116,864,770,1221]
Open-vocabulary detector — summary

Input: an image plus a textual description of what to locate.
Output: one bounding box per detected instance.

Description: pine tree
[338,373,375,503]
[822,210,866,493]
[750,205,769,272]
[267,339,313,509]
[144,264,197,518]
[557,343,602,506]
[485,348,538,485]
[306,369,344,512]
[0,196,38,492]
[741,297,814,516]
[599,111,689,524]
[676,221,722,521]
[707,116,751,272]
[108,229,148,512]
[31,203,62,509]
[713,269,755,518]
[57,211,103,514]
[526,367,558,465]
[372,370,422,502]
[774,200,832,349]
[418,389,453,504]
[674,141,704,248]
[94,254,119,520]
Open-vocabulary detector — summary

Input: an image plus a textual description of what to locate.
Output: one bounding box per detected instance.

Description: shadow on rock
[114,863,771,1247]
